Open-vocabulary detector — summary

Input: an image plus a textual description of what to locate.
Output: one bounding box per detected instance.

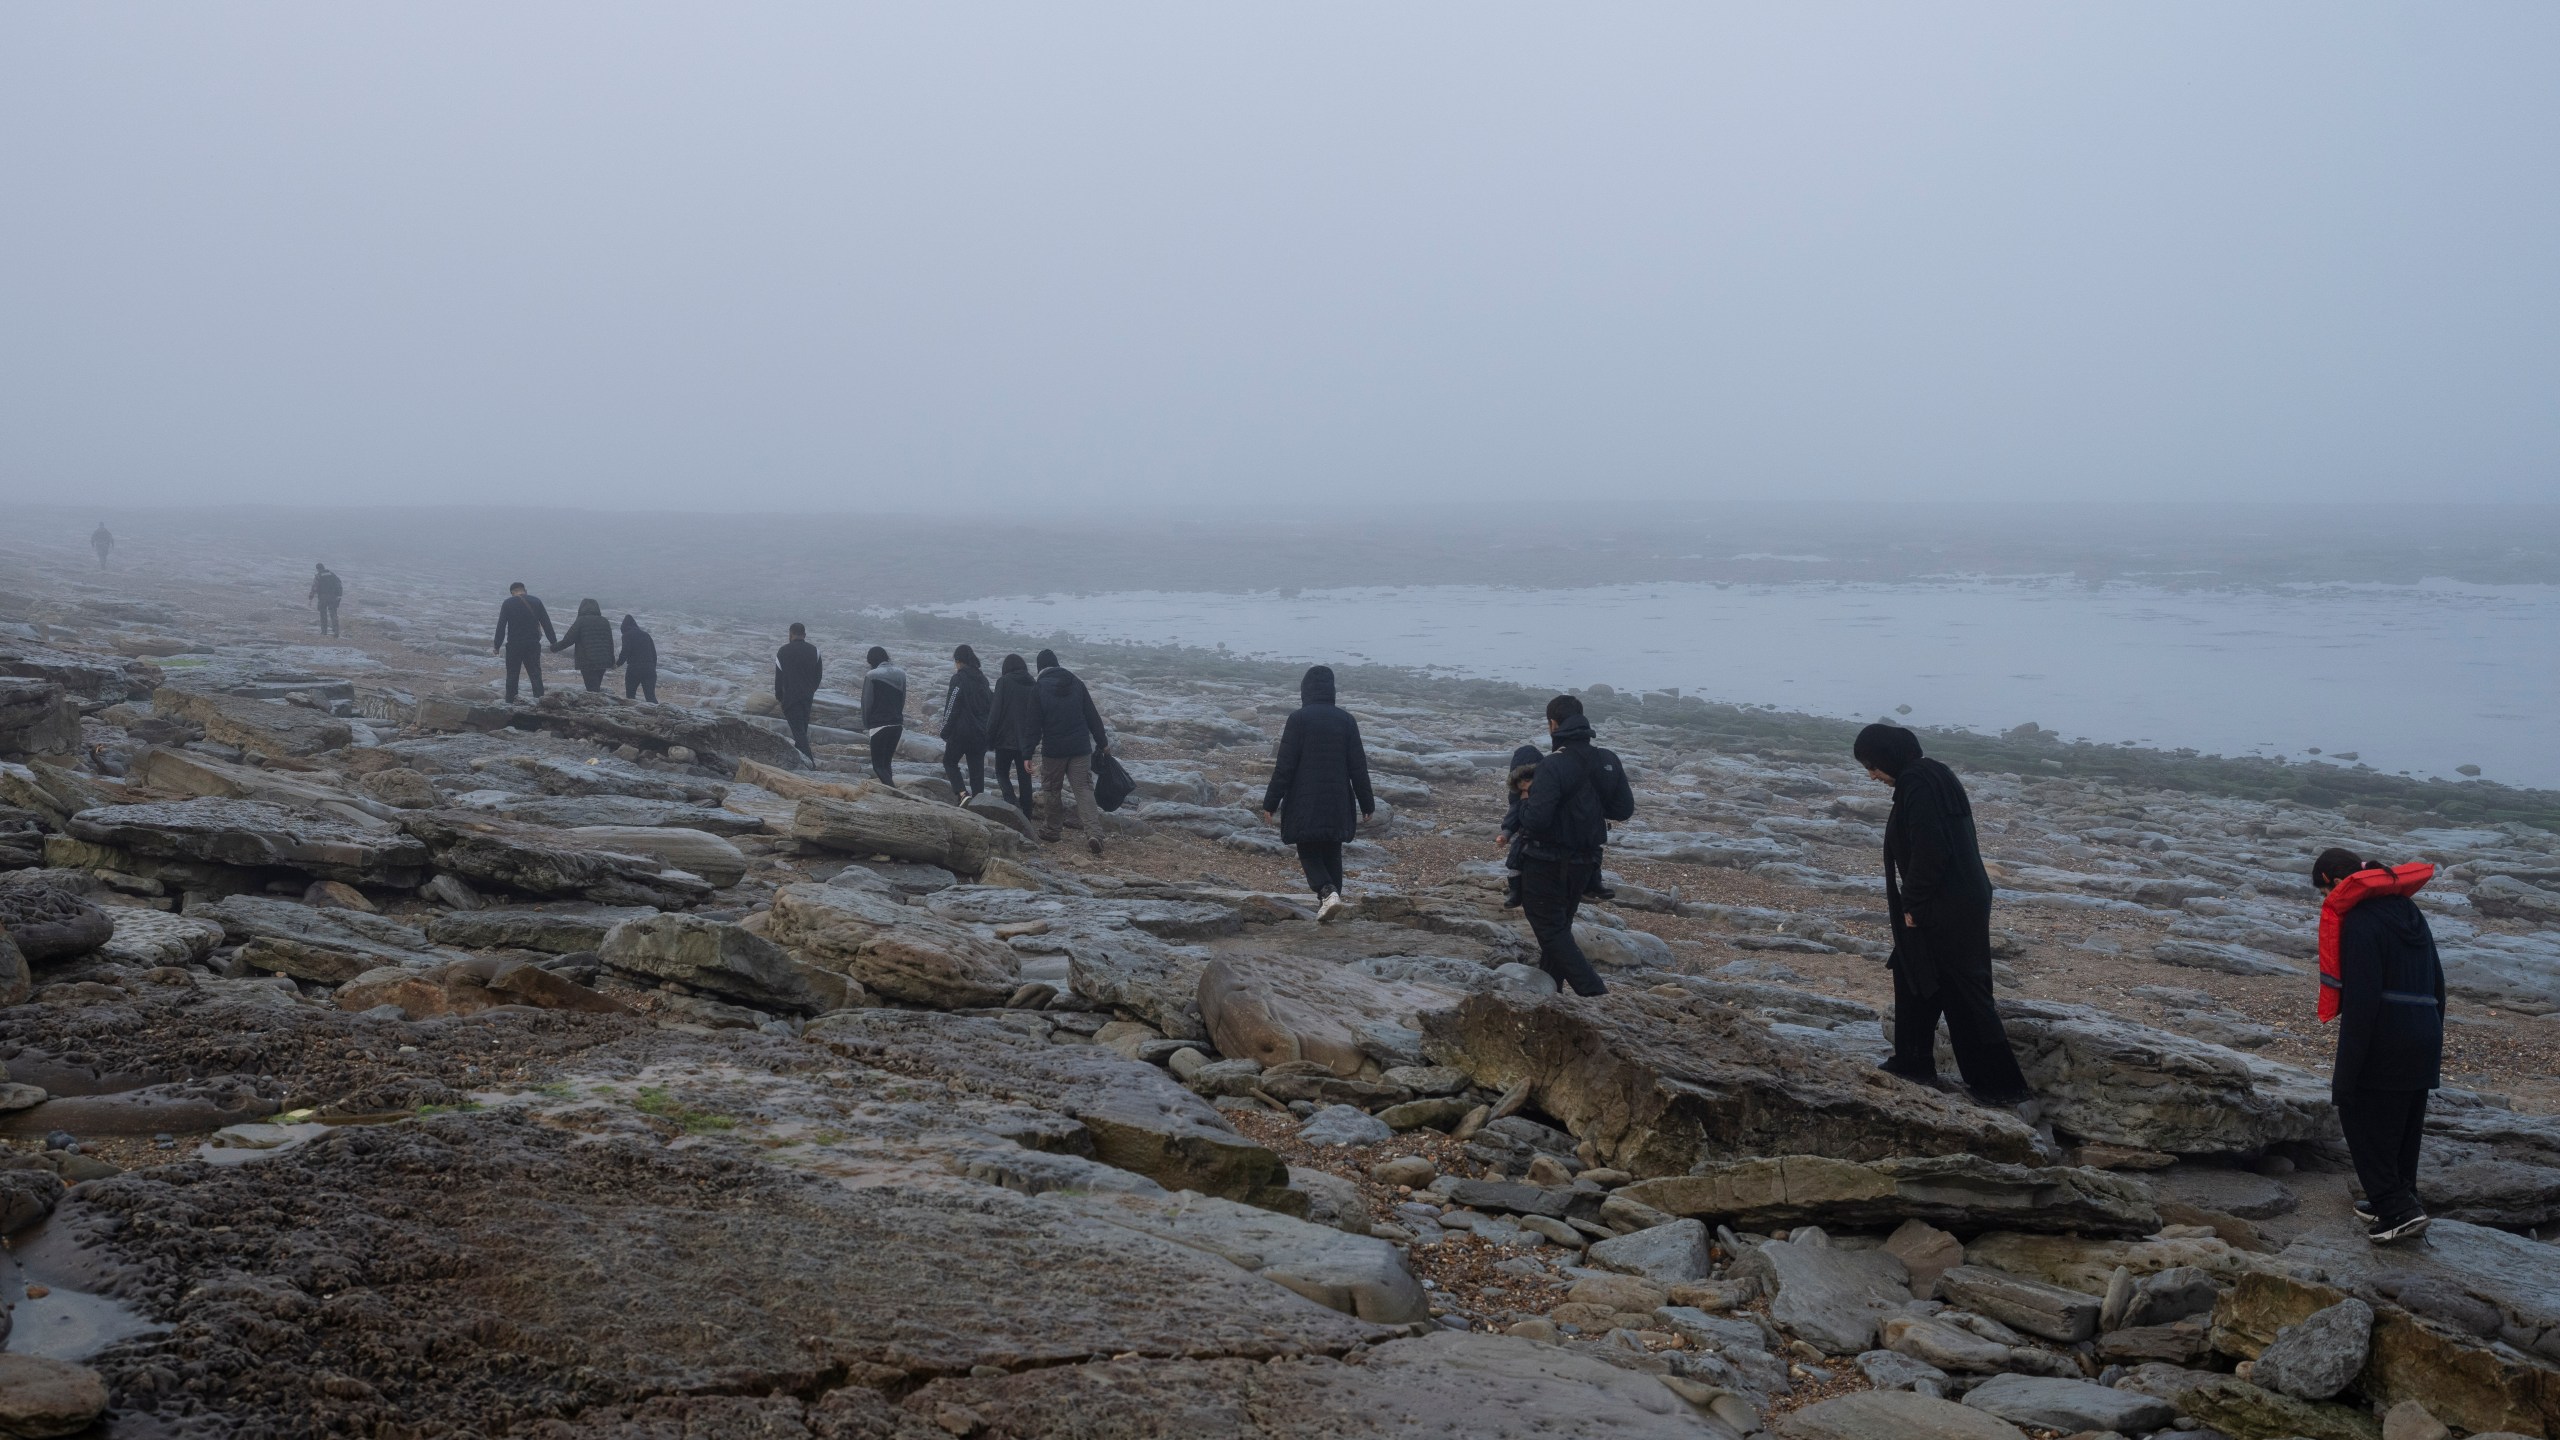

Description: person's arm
[2332,910,2384,1100]
[1262,712,1304,816]
[1079,681,1107,753]
[550,618,575,654]
[535,601,558,646]
[493,606,510,653]
[1347,717,1375,817]
[859,670,877,722]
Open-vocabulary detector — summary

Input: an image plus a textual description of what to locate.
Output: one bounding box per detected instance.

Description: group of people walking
[490,584,659,702]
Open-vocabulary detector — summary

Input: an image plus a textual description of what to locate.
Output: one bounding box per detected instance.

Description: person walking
[1514,695,1634,996]
[2313,848,2445,1244]
[492,582,558,703]
[1032,648,1110,855]
[1261,665,1374,922]
[619,614,658,702]
[938,645,992,799]
[553,598,616,693]
[1855,723,2033,1106]
[986,653,1041,818]
[773,624,823,762]
[860,647,909,785]
[90,524,113,570]
[309,564,344,637]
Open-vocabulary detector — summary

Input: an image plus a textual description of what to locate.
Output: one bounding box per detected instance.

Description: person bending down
[2314,847,2445,1244]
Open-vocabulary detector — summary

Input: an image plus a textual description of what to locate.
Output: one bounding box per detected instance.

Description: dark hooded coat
[987,666,1041,754]
[1517,714,1634,864]
[1261,666,1374,845]
[941,665,992,749]
[2331,889,2446,1096]
[1859,724,1996,996]
[553,599,616,673]
[619,617,657,682]
[1033,664,1107,758]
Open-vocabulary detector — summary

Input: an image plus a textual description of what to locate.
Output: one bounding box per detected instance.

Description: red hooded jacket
[2318,862,2434,1022]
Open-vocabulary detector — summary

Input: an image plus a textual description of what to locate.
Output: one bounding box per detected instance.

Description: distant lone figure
[939,645,992,799]
[90,524,113,570]
[492,582,557,704]
[1515,695,1634,996]
[2313,848,2445,1245]
[860,647,909,785]
[1033,648,1110,856]
[1855,723,2031,1107]
[986,653,1040,819]
[1262,665,1374,923]
[774,624,823,762]
[553,598,616,693]
[620,614,658,703]
[309,564,343,637]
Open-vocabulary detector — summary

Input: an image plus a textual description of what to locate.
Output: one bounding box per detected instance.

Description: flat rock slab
[399,810,713,907]
[526,690,808,771]
[1061,1188,1427,1323]
[1961,1373,2175,1433]
[1994,998,2333,1156]
[1420,990,2043,1177]
[924,887,1243,941]
[1588,1220,1711,1284]
[200,894,460,971]
[67,798,432,887]
[152,685,350,756]
[1201,952,1465,1078]
[1619,1153,2158,1237]
[1779,1389,2028,1440]
[767,882,1019,1009]
[1936,1264,2101,1344]
[792,788,1008,877]
[460,792,761,834]
[426,905,658,954]
[1734,1236,1913,1355]
[566,825,747,887]
[64,1112,1379,1438]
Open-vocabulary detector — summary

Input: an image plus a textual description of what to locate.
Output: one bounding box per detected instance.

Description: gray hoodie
[860,662,908,730]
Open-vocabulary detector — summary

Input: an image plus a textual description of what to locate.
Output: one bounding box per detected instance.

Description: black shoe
[2352,1201,2378,1225]
[2369,1211,2431,1244]
[1973,1088,2036,1108]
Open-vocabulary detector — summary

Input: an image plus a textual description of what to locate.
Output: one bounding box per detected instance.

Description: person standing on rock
[987,652,1040,819]
[309,564,343,637]
[938,645,992,799]
[90,523,113,570]
[619,614,658,703]
[773,623,823,762]
[492,582,558,704]
[2313,847,2446,1244]
[1261,664,1375,923]
[1855,723,2033,1107]
[553,598,616,694]
[860,647,908,785]
[1032,648,1110,855]
[1514,695,1634,996]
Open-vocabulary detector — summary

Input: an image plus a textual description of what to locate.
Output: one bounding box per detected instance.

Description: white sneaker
[1317,892,1343,924]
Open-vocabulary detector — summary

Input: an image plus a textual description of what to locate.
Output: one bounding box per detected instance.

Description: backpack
[1093,748,1136,813]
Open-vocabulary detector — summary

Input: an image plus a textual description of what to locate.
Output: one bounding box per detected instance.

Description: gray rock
[1935,1265,2101,1344]
[1855,1348,1949,1395]
[1961,1374,2174,1433]
[1587,1218,1711,1284]
[564,825,748,887]
[1062,1188,1425,1323]
[2252,1297,2374,1402]
[425,905,654,954]
[598,912,828,1015]
[2123,1266,2224,1327]
[1733,1235,1912,1355]
[200,894,462,979]
[67,798,432,888]
[1991,998,2333,1156]
[1619,1153,2158,1238]
[399,810,713,907]
[2470,874,2560,922]
[1777,1389,2030,1439]
[97,908,224,967]
[766,882,1021,1010]
[1297,1104,1393,1147]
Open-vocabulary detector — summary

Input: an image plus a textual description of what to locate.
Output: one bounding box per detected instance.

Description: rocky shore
[0,536,2555,1438]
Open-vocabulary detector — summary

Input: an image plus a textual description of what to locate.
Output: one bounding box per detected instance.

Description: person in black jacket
[860,647,908,785]
[1032,648,1110,854]
[1515,695,1635,996]
[1855,723,2031,1107]
[1260,665,1375,922]
[1492,743,1543,908]
[553,598,616,693]
[773,624,823,761]
[938,645,992,799]
[619,615,658,702]
[986,653,1040,818]
[309,565,343,637]
[2315,848,2446,1243]
[492,583,558,703]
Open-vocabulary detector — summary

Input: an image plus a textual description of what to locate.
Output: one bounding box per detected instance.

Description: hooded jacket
[2320,864,2444,1096]
[619,617,657,681]
[494,592,557,654]
[311,569,342,604]
[774,640,822,709]
[1033,664,1107,759]
[553,599,616,673]
[940,664,992,748]
[1518,715,1634,864]
[987,666,1041,754]
[1261,666,1375,845]
[1499,743,1542,865]
[861,662,909,730]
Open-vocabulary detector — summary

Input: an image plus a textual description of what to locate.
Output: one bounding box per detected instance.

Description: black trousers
[579,666,606,693]
[942,745,984,797]
[2338,1089,2430,1222]
[625,671,656,703]
[1297,840,1345,899]
[994,749,1033,814]
[780,702,813,759]
[1888,955,2030,1098]
[869,725,902,784]
[1519,858,1607,997]
[317,601,339,637]
[504,648,544,703]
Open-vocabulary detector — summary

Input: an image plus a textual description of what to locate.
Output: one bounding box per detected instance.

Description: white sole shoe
[1316,893,1343,924]
[2369,1212,2431,1244]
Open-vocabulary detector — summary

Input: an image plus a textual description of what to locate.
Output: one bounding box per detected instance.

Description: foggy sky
[3,5,2554,510]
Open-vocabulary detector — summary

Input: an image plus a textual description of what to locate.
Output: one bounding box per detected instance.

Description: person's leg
[526,651,544,699]
[504,652,526,704]
[327,602,339,636]
[1936,960,2031,1100]
[870,725,900,784]
[2396,1090,2430,1217]
[1068,754,1101,851]
[1296,841,1335,899]
[624,671,640,699]
[965,748,984,795]
[641,676,656,703]
[943,749,965,796]
[1519,860,1606,997]
[1040,756,1068,840]
[582,667,605,693]
[1884,965,1945,1082]
[785,705,812,760]
[2337,1091,2400,1221]
[995,750,1021,806]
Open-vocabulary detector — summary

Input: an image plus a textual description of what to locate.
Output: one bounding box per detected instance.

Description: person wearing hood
[1492,743,1544,908]
[1260,665,1375,922]
[986,653,1041,818]
[2314,848,2445,1244]
[1032,648,1110,854]
[309,564,343,637]
[619,615,658,702]
[552,599,617,693]
[1514,695,1635,996]
[937,645,993,799]
[860,647,909,784]
[1855,723,2031,1107]
[492,582,558,703]
[774,624,823,761]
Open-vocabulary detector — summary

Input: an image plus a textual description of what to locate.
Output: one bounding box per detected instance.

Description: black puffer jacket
[1517,715,1634,864]
[940,665,992,748]
[1034,666,1107,759]
[552,599,616,674]
[987,670,1040,754]
[2332,893,2446,1096]
[1261,666,1374,845]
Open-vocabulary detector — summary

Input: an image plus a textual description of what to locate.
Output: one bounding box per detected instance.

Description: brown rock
[0,1353,109,1438]
[1197,952,1460,1078]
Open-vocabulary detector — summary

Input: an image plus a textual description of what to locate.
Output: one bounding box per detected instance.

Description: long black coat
[986,671,1040,754]
[1261,666,1374,845]
[620,621,657,682]
[941,666,992,749]
[2331,894,2445,1096]
[1882,756,1995,995]
[773,640,823,709]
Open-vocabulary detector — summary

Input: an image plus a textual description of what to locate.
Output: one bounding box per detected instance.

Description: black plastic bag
[1093,748,1136,813]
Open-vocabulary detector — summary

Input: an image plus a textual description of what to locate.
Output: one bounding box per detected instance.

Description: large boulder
[2417,1098,2560,1227]
[0,760,114,829]
[1991,998,2334,1155]
[765,882,1018,1009]
[564,826,746,888]
[791,786,1014,877]
[598,912,835,1015]
[151,686,351,757]
[0,680,81,758]
[97,908,224,967]
[1733,1234,1914,1355]
[1420,990,2044,1176]
[0,640,158,702]
[200,895,463,982]
[1200,953,1462,1078]
[0,885,113,962]
[66,799,432,888]
[398,811,714,908]
[527,690,808,771]
[336,957,636,1019]
[1619,1154,2158,1237]
[129,747,401,825]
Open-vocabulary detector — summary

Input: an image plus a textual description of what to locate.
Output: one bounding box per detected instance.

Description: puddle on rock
[2,1219,160,1361]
